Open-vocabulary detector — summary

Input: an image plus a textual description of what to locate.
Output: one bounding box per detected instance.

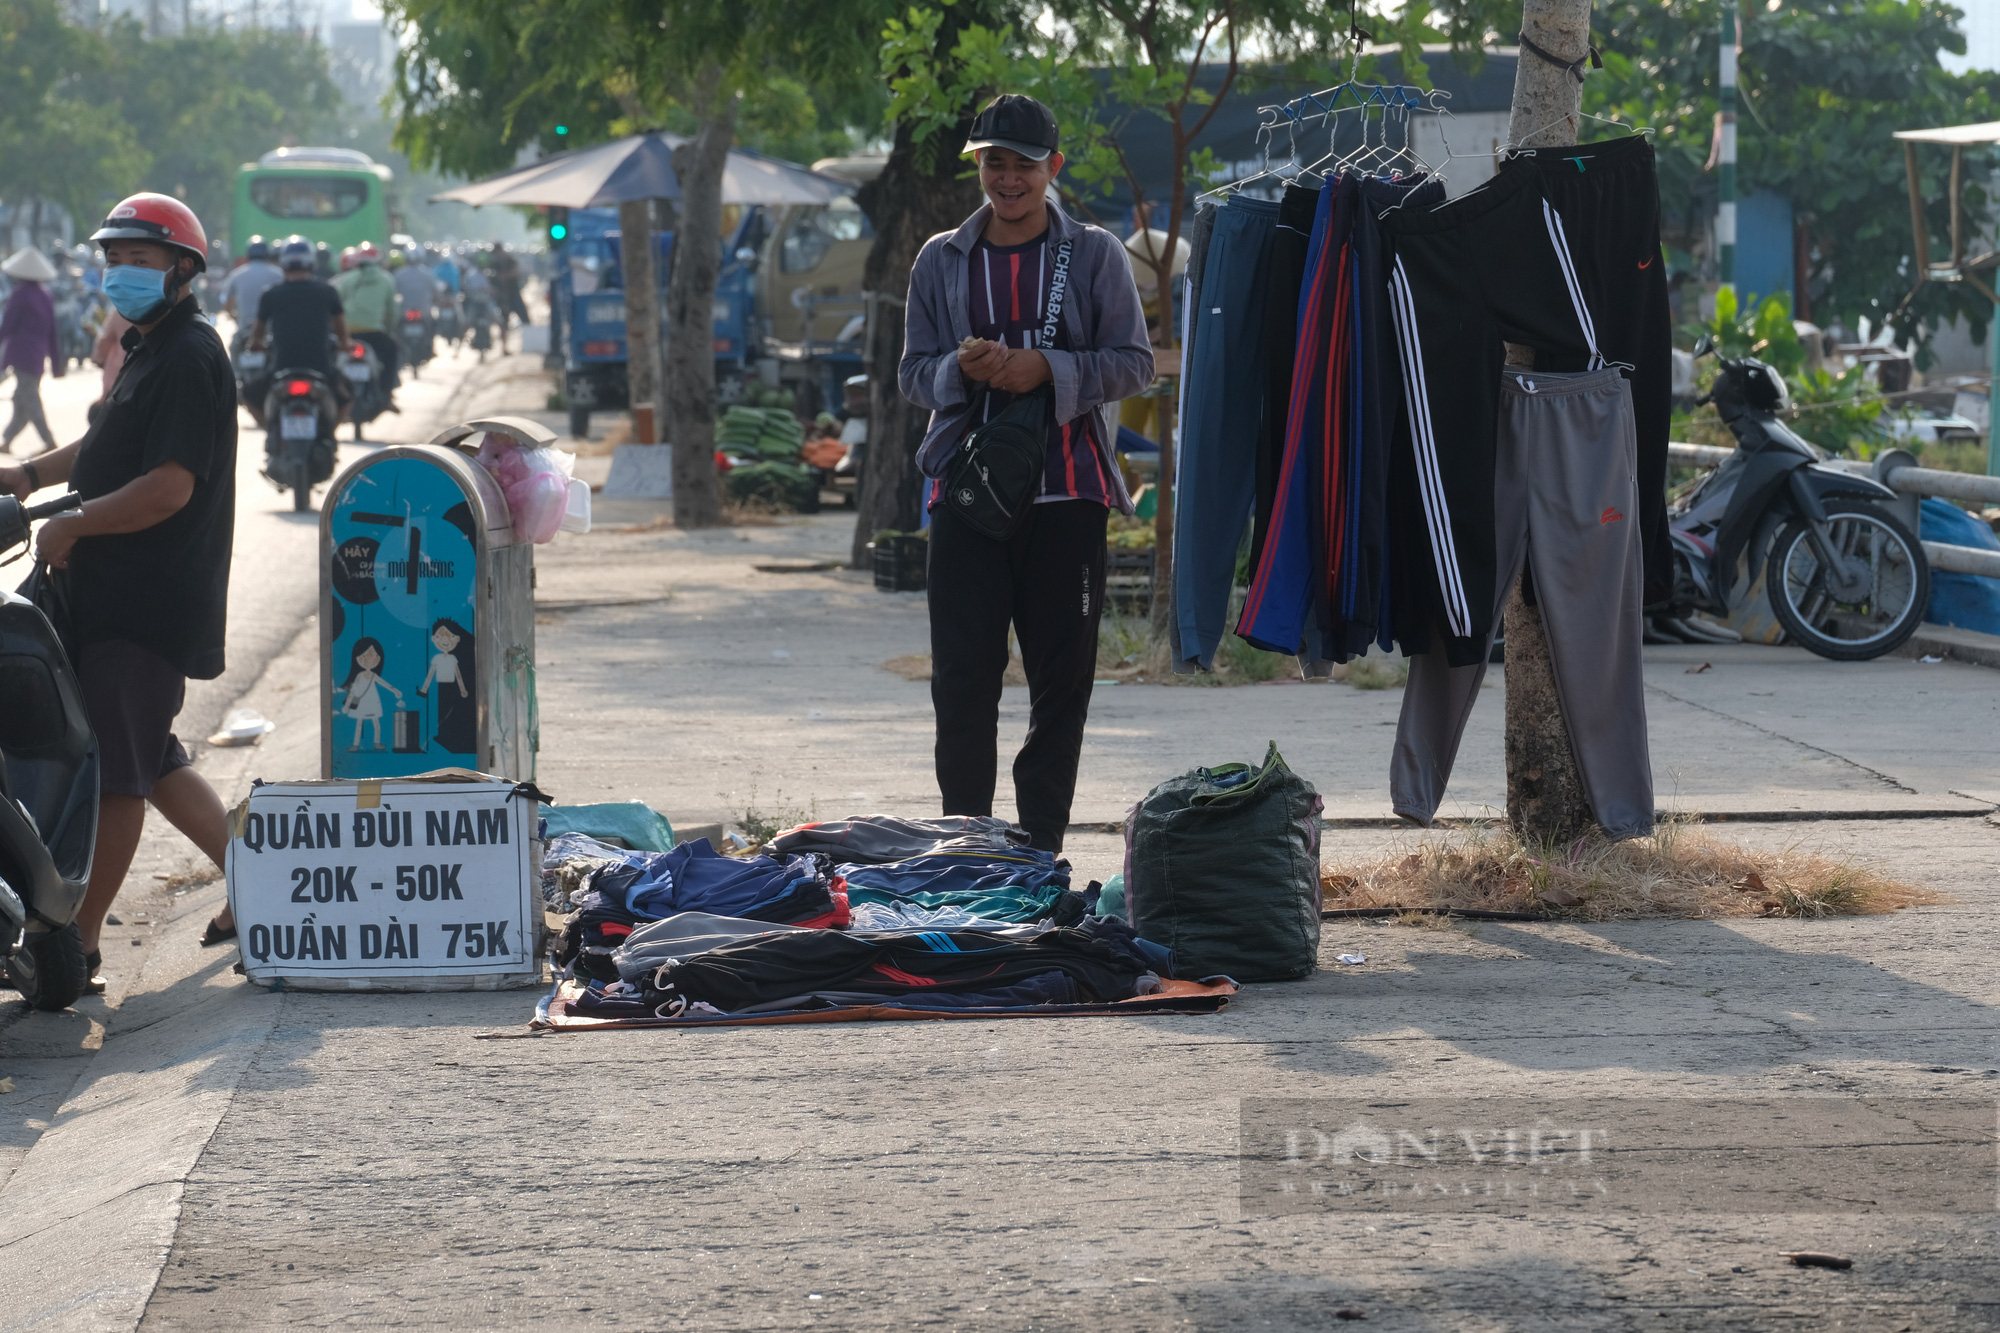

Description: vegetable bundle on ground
[718,406,805,461]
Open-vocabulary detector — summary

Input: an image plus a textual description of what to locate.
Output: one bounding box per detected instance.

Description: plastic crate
[872,535,928,592]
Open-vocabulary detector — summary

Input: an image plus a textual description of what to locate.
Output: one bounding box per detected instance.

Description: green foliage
[1691,289,1895,458]
[1788,363,1896,458]
[1700,287,1806,375]
[383,0,885,177]
[0,0,341,240]
[1588,0,2000,353]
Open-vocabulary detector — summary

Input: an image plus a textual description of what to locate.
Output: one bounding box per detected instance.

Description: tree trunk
[618,197,664,444]
[1502,0,1597,844]
[666,71,735,529]
[848,16,989,568]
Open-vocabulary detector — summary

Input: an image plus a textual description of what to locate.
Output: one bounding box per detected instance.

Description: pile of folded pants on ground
[540,814,1179,1019]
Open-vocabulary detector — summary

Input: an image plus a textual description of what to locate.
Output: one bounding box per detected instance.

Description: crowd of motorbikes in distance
[224,238,525,512]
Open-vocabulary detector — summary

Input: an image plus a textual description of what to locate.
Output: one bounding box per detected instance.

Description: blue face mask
[102,265,172,322]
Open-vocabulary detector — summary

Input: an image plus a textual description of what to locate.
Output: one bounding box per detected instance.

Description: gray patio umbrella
[430,132,851,209]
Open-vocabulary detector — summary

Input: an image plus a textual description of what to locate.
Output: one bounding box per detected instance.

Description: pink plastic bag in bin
[473,434,574,544]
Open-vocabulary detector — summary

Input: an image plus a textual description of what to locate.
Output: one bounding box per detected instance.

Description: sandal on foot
[200,918,238,947]
[84,950,106,996]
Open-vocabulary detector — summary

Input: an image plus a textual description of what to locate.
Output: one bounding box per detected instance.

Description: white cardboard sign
[226,778,538,989]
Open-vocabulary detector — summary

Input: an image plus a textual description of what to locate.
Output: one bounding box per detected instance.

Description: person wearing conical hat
[0,245,63,455]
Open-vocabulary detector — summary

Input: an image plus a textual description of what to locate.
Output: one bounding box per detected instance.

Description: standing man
[334,241,401,389]
[489,242,526,350]
[900,94,1153,852]
[0,193,240,984]
[1,245,64,455]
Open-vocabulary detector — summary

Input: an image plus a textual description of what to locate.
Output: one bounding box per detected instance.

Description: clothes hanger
[1500,106,1654,161]
[1294,96,1372,186]
[1197,110,1297,204]
[1366,88,1466,220]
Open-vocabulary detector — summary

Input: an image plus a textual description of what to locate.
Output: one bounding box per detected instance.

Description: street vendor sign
[226,772,540,990]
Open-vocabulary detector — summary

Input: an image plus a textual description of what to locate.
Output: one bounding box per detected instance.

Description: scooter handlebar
[26,492,83,522]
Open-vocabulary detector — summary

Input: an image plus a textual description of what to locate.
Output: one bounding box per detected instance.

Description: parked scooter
[1655,339,1930,660]
[0,491,98,1012]
[262,369,341,512]
[338,339,395,441]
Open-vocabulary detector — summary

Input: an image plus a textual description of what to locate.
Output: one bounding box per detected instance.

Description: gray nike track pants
[1390,367,1654,840]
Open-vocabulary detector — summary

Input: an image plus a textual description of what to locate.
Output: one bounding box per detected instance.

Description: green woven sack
[1123,742,1323,982]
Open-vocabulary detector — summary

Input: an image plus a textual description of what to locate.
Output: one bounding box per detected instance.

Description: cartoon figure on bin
[325,457,481,776]
[417,616,475,755]
[339,637,404,751]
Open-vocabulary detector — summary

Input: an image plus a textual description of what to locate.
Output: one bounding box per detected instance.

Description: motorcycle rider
[0,246,63,455]
[220,236,284,328]
[429,244,462,344]
[389,248,438,366]
[433,244,461,298]
[334,241,401,389]
[0,192,240,983]
[247,236,349,430]
[461,254,496,359]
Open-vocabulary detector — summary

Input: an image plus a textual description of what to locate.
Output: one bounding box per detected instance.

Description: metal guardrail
[1668,442,2000,579]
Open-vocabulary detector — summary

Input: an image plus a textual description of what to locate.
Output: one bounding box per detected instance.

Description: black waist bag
[941,386,1051,541]
[940,234,1074,542]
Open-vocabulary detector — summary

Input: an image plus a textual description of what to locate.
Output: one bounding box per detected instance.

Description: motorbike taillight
[404,310,422,322]
[287,381,313,397]
[351,345,366,359]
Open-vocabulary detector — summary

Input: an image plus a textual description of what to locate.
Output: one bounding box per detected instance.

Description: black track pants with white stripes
[1383,137,1657,667]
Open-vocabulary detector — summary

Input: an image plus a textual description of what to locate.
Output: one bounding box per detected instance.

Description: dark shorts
[78,640,193,798]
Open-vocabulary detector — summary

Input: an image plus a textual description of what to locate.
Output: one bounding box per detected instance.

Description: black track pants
[928,501,1108,851]
[1513,136,1674,604]
[1384,133,1666,665]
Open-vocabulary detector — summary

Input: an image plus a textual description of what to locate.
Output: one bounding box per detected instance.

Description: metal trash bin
[320,415,550,781]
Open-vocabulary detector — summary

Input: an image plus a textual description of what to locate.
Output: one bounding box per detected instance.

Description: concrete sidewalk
[526,509,2000,846]
[11,420,2000,1329]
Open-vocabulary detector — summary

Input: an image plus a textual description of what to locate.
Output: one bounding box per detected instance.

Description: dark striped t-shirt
[963,234,1111,506]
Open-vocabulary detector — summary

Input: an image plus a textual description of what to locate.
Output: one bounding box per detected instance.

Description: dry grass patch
[1321,818,1946,922]
[881,653,1026,685]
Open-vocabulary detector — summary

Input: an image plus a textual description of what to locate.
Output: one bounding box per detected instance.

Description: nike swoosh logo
[1637,257,1654,269]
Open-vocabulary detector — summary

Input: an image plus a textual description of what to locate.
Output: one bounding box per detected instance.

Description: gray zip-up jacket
[900,199,1154,515]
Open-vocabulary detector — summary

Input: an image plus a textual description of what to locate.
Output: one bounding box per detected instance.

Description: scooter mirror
[1691,334,1714,360]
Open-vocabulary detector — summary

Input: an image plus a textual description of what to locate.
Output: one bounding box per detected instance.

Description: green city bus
[232,147,393,253]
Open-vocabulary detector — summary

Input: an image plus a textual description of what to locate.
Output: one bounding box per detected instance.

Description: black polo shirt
[66,296,237,680]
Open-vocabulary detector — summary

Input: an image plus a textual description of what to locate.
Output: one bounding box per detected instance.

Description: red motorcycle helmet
[90,193,210,272]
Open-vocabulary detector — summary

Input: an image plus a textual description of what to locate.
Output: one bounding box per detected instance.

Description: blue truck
[553,203,869,439]
[552,207,761,439]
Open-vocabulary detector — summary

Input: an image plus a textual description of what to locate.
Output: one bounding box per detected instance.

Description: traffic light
[555,124,569,138]
[547,206,569,243]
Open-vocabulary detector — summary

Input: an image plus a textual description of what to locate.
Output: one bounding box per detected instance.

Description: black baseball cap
[963,94,1060,162]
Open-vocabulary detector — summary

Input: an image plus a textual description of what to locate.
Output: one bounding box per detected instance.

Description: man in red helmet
[0,192,240,987]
